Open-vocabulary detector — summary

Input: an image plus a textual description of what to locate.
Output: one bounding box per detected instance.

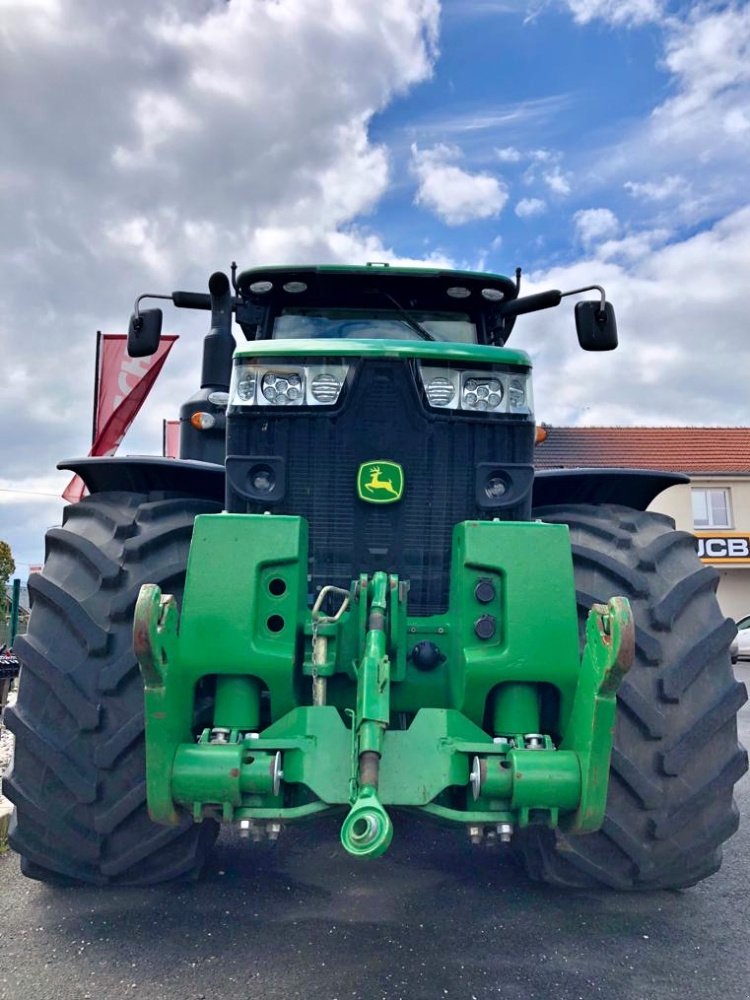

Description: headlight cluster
[418,365,533,415]
[230,361,349,407]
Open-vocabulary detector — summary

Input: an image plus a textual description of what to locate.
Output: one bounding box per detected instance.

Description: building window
[692,487,732,529]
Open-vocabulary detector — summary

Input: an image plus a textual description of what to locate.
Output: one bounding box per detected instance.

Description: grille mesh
[227,360,533,614]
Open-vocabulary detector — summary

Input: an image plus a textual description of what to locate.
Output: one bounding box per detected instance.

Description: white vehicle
[736,616,750,661]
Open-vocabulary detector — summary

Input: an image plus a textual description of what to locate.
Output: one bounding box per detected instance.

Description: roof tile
[534,427,750,474]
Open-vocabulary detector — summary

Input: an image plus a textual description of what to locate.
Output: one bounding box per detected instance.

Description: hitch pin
[311,586,350,706]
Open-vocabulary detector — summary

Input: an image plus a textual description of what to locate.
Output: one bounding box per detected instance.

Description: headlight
[508,377,528,412]
[236,374,256,401]
[230,361,348,407]
[424,374,457,408]
[462,375,504,412]
[310,372,342,403]
[261,371,303,404]
[418,364,533,416]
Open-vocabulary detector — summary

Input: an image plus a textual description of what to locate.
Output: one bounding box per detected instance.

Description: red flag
[63,334,178,502]
[163,419,180,458]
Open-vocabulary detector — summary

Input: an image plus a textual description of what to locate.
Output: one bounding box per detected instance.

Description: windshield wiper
[376,290,436,341]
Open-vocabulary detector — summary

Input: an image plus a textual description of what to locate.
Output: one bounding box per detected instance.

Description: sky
[1,0,749,574]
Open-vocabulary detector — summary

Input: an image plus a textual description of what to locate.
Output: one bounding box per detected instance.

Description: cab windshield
[272,307,477,343]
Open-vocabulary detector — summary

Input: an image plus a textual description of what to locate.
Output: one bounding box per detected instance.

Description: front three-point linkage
[340,571,394,858]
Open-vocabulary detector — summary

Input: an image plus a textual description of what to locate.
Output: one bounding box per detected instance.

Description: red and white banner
[163,419,180,459]
[63,333,178,502]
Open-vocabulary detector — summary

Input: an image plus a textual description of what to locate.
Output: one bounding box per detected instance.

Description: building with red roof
[535,426,750,475]
[534,427,750,620]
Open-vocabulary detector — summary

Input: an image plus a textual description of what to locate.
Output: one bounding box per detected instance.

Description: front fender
[532,468,687,511]
[58,456,225,503]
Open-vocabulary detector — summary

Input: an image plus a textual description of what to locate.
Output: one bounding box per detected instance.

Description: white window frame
[691,487,733,529]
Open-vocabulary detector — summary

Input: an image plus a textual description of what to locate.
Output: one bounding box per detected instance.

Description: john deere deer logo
[357,461,404,504]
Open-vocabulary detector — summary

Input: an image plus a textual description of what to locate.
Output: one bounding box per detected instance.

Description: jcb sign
[695,532,750,564]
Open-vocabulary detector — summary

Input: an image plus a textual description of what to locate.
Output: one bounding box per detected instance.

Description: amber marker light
[190,412,215,431]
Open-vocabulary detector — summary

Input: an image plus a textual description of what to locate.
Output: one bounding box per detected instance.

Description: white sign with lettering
[695,533,750,563]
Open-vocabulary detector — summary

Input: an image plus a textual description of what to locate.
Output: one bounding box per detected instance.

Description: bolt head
[473,614,496,640]
[497,822,513,843]
[468,824,484,845]
[474,578,496,604]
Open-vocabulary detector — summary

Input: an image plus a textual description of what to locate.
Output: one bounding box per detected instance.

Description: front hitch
[340,571,394,859]
[341,787,393,858]
[133,514,634,854]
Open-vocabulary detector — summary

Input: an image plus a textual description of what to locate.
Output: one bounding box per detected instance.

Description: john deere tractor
[6,264,747,888]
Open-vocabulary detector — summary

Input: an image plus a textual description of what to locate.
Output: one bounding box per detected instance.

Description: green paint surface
[234,338,531,368]
[135,514,631,846]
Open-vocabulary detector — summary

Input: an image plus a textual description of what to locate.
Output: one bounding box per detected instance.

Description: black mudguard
[58,456,225,503]
[532,468,688,512]
[60,458,687,516]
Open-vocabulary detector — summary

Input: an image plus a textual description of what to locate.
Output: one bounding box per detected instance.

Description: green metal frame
[135,514,633,857]
[233,337,531,367]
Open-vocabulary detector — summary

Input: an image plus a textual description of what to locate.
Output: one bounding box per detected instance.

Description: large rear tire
[5,492,222,885]
[515,503,748,890]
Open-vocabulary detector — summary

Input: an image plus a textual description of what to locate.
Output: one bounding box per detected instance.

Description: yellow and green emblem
[357,460,404,504]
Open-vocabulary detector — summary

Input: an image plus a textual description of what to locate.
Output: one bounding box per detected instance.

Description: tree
[0,540,16,597]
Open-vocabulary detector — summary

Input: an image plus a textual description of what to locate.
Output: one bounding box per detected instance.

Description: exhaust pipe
[201,271,235,390]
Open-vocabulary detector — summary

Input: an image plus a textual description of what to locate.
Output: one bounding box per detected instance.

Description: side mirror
[128,308,163,357]
[575,300,618,351]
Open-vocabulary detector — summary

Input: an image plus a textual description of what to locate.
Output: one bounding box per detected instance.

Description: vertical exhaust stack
[178,271,235,463]
[201,271,235,390]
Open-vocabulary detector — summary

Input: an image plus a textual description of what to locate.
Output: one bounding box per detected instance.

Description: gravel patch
[1,688,17,783]
[0,689,15,851]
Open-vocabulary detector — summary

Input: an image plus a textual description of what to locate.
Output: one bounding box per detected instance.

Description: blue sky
[1,0,749,572]
[363,0,749,284]
[368,1,671,267]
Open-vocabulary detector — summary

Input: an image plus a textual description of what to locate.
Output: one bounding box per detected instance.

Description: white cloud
[515,197,547,218]
[113,92,200,167]
[660,5,750,120]
[496,145,554,166]
[542,165,572,196]
[511,205,750,427]
[496,146,523,162]
[535,6,749,244]
[412,96,573,139]
[724,107,750,135]
[624,175,689,201]
[411,143,509,224]
[596,228,671,262]
[0,0,440,567]
[563,0,663,27]
[606,5,750,218]
[574,207,619,244]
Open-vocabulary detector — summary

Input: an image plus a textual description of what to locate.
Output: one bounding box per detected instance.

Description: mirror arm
[133,291,224,323]
[132,293,174,326]
[560,284,607,317]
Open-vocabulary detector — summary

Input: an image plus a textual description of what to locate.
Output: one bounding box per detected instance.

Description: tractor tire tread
[5,491,222,885]
[514,503,747,890]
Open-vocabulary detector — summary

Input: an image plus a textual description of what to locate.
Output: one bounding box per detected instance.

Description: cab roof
[236,263,518,309]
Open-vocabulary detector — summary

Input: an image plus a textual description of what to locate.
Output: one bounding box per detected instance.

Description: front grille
[226,359,534,615]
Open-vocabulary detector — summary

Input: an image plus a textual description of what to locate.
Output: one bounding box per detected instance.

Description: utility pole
[9,578,20,647]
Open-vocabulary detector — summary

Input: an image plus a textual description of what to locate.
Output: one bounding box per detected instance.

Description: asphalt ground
[1,664,749,1000]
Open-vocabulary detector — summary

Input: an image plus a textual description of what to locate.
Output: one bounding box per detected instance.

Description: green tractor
[6,264,747,888]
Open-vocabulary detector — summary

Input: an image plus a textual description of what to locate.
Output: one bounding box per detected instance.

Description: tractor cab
[233,264,519,346]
